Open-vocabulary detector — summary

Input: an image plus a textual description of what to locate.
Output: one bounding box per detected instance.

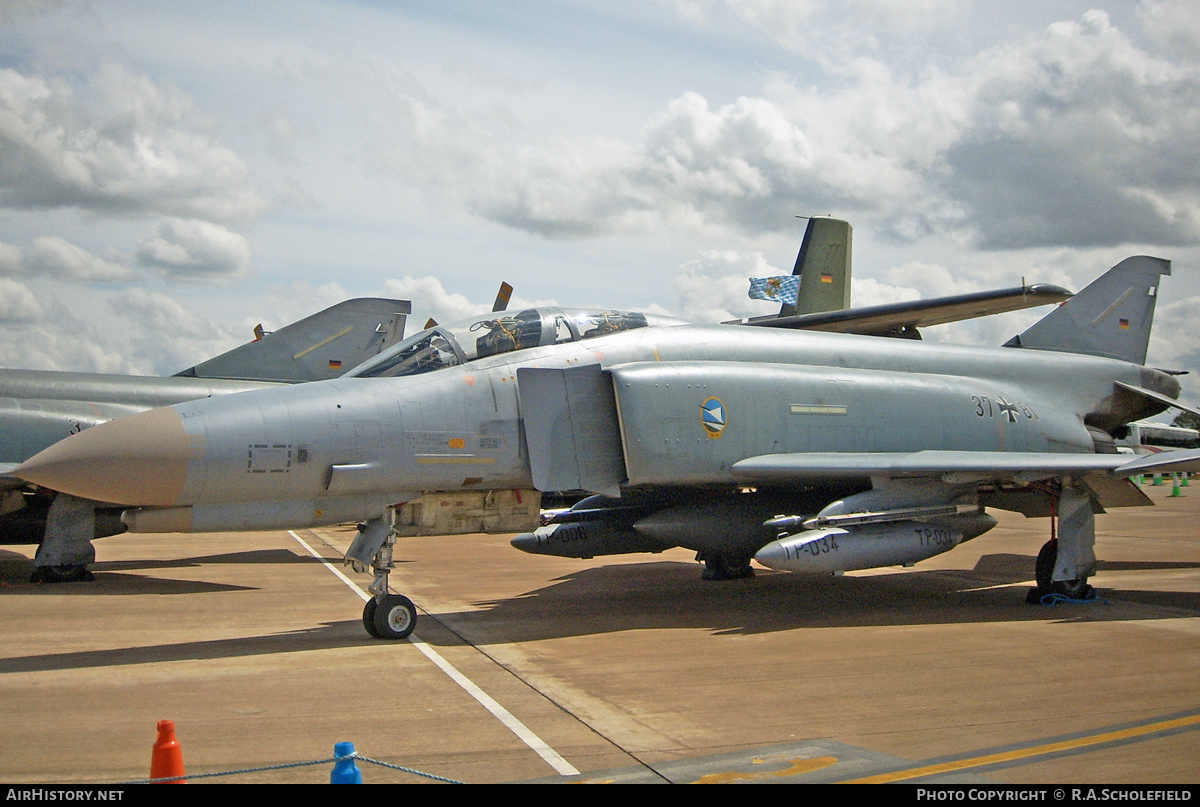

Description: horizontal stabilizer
[732,284,1072,338]
[1113,447,1200,478]
[1114,382,1200,420]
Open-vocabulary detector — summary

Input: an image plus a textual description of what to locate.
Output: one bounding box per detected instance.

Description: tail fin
[780,216,852,317]
[1004,256,1170,364]
[175,298,411,382]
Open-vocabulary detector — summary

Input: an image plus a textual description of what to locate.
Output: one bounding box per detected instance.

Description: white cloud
[105,287,243,373]
[136,218,251,280]
[468,90,896,239]
[0,278,45,322]
[671,249,785,322]
[675,0,961,55]
[378,275,492,328]
[0,294,133,374]
[0,63,263,223]
[421,8,1200,253]
[883,262,986,298]
[1139,0,1200,59]
[254,280,350,336]
[23,235,136,282]
[850,276,921,308]
[940,9,1200,248]
[0,240,23,276]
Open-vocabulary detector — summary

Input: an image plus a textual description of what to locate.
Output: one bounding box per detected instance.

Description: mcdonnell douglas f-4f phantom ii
[17,248,1196,641]
[1,219,844,588]
[1,297,412,580]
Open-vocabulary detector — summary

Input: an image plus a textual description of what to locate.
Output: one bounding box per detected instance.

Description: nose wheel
[345,511,420,640]
[363,593,417,640]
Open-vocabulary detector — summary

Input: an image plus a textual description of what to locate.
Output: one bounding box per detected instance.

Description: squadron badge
[700,397,727,438]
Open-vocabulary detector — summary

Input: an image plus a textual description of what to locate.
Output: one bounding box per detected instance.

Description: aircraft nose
[15,406,197,506]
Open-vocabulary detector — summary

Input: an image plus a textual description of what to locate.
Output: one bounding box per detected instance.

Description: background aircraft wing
[732,284,1072,338]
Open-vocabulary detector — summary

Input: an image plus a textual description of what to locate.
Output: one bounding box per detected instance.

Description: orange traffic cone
[150,720,186,784]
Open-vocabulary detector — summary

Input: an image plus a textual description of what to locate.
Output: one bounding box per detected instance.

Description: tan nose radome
[15,407,196,506]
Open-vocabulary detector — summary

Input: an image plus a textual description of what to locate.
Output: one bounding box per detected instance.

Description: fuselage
[15,321,1172,537]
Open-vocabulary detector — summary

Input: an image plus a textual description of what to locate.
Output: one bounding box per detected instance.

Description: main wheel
[30,564,94,583]
[1034,539,1092,599]
[371,594,417,639]
[700,554,755,580]
[362,598,381,638]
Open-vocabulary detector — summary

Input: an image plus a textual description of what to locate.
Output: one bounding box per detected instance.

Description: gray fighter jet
[2,220,854,585]
[17,248,1190,641]
[1,297,411,579]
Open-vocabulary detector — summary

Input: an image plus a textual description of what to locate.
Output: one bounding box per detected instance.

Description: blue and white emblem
[700,397,727,438]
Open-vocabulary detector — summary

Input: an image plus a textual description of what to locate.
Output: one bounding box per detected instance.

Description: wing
[733,448,1200,481]
[732,448,1200,512]
[731,284,1072,338]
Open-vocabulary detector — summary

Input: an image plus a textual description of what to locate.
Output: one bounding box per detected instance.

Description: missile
[754,515,995,574]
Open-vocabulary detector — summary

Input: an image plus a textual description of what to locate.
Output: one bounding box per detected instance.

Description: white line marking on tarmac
[288,530,579,776]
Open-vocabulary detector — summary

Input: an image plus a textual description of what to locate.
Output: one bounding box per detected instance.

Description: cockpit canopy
[343,306,686,379]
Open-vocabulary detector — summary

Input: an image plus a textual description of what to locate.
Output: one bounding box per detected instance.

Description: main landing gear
[30,564,94,583]
[1029,539,1094,602]
[698,551,755,580]
[1026,480,1097,603]
[345,511,418,640]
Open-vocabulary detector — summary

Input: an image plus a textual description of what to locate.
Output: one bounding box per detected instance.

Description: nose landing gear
[346,510,418,640]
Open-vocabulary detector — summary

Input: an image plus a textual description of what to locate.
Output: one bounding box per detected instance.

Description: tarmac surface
[1,482,1198,784]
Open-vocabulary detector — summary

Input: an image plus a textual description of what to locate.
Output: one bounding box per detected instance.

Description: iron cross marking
[995,396,1020,423]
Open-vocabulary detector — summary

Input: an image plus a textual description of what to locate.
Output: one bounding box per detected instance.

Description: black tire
[371,594,416,640]
[30,565,94,583]
[1034,539,1057,590]
[362,598,381,638]
[1034,539,1092,599]
[701,554,755,581]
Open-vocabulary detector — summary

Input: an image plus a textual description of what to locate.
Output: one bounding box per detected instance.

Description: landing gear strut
[346,511,418,640]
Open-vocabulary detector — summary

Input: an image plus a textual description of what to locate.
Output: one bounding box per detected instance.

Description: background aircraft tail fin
[175,298,411,382]
[1004,255,1171,365]
[779,216,852,317]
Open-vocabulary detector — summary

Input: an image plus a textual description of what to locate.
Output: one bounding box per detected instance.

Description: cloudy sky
[2,0,1199,399]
